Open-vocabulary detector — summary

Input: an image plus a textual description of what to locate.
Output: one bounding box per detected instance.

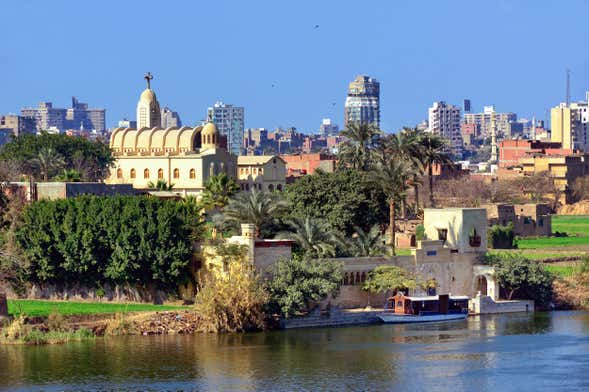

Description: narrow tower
[136,72,161,129]
[490,113,498,163]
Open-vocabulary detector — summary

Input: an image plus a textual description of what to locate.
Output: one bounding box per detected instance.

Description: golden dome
[202,122,217,136]
[139,88,157,103]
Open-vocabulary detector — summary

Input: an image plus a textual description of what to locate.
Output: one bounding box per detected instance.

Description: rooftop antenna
[566,68,571,106]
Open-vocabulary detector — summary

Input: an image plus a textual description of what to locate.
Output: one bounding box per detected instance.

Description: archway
[475,275,488,296]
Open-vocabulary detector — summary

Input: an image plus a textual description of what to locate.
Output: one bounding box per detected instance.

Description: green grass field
[516,215,589,250]
[7,300,185,317]
[544,264,578,278]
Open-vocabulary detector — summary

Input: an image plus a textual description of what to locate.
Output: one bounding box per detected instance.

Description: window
[173,168,179,179]
[130,168,136,179]
[158,169,164,179]
[144,169,150,179]
[116,168,122,179]
[189,169,196,179]
[437,228,448,242]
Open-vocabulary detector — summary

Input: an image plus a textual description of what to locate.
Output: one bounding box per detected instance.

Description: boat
[376,292,469,324]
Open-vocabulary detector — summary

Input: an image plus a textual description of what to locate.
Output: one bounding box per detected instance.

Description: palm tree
[147,179,174,191]
[348,225,386,257]
[201,173,240,210]
[277,216,340,259]
[368,157,413,254]
[54,169,81,182]
[338,122,381,171]
[417,132,452,208]
[31,147,66,181]
[223,189,289,238]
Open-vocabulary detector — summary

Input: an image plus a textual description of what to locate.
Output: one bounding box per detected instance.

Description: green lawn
[488,249,585,260]
[544,264,578,278]
[8,300,185,317]
[516,215,589,249]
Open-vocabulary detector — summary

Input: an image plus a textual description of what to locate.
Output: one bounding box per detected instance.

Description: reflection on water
[1,312,589,391]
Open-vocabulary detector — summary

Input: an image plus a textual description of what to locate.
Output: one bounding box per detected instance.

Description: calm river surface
[1,311,589,391]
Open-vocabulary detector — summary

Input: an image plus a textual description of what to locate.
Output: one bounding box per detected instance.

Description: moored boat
[377,292,469,324]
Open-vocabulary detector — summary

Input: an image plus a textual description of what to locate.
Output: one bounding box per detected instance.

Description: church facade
[106,74,237,194]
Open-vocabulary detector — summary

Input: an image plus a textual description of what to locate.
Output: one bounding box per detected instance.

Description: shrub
[415,224,425,241]
[105,313,135,336]
[488,224,516,249]
[46,310,66,332]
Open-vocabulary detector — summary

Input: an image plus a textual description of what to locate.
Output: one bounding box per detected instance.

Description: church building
[106,74,237,195]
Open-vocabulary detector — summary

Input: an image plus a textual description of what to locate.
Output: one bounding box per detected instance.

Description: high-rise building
[207,101,244,156]
[161,107,182,128]
[551,94,589,151]
[463,106,517,138]
[0,114,36,136]
[427,101,463,156]
[319,118,339,136]
[344,75,380,127]
[136,72,161,129]
[21,98,105,133]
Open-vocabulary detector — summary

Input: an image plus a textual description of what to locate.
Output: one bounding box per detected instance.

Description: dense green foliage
[486,253,553,308]
[265,256,343,317]
[363,265,418,295]
[14,196,199,289]
[201,173,240,210]
[277,217,342,259]
[286,169,387,235]
[0,132,114,181]
[488,224,516,249]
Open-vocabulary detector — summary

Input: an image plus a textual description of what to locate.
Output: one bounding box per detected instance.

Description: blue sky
[2,0,589,133]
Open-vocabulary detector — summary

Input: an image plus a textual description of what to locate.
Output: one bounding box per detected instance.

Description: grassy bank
[545,264,578,278]
[517,215,589,250]
[8,300,185,317]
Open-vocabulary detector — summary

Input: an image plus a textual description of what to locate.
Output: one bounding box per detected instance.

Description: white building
[427,101,463,156]
[319,118,339,136]
[207,101,244,156]
[463,105,517,139]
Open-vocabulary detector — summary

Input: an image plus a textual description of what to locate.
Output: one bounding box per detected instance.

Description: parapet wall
[470,294,534,314]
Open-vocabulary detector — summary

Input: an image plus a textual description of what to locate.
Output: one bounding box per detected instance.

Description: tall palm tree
[348,225,386,257]
[201,173,240,210]
[223,189,289,238]
[417,132,452,208]
[368,157,413,254]
[31,147,66,181]
[277,216,340,259]
[338,122,381,171]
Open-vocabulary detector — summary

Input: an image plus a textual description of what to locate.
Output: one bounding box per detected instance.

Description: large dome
[202,122,217,136]
[139,88,157,103]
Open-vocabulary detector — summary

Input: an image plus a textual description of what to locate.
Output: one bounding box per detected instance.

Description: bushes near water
[13,196,199,290]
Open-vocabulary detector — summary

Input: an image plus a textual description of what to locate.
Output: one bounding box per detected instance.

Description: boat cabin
[387,293,469,316]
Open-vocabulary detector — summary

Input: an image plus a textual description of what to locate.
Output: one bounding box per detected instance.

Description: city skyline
[2,1,589,133]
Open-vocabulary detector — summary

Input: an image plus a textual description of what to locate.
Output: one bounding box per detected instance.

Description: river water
[1,311,589,391]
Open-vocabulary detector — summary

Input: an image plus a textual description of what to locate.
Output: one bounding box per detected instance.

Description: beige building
[237,155,287,192]
[551,100,589,152]
[107,122,237,194]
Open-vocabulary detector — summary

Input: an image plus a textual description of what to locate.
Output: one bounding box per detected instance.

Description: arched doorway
[475,275,488,296]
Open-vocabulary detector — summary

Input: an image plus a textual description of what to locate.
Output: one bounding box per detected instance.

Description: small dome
[139,88,156,103]
[202,122,217,136]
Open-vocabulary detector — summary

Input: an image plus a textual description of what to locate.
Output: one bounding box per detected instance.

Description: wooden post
[0,292,8,319]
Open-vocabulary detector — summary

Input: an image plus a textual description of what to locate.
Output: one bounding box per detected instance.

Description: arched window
[173,168,179,179]
[343,273,349,285]
[209,163,215,177]
[356,272,361,285]
[220,162,225,173]
[361,272,366,283]
[144,169,150,179]
[130,168,136,179]
[158,168,164,179]
[189,169,196,179]
[116,168,122,179]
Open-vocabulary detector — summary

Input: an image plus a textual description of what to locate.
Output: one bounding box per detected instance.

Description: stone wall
[469,294,534,314]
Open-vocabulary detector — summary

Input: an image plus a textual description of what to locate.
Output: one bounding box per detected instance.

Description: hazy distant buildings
[0,114,36,136]
[344,75,380,127]
[319,118,339,136]
[207,101,244,156]
[21,97,106,133]
[118,118,137,128]
[463,106,516,138]
[161,107,182,128]
[551,94,589,151]
[427,101,463,156]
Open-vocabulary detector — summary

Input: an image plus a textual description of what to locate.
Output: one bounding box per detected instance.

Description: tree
[337,122,381,171]
[363,265,419,307]
[486,253,553,307]
[201,173,240,210]
[30,147,66,181]
[54,169,82,182]
[347,225,386,257]
[0,132,114,181]
[572,175,589,201]
[146,179,174,191]
[417,132,452,207]
[277,217,341,259]
[368,158,413,253]
[195,246,268,333]
[286,169,388,236]
[223,189,289,238]
[265,255,343,318]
